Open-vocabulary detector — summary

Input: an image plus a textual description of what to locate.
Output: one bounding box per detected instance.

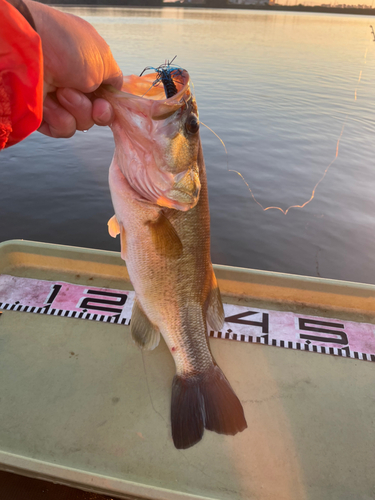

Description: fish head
[96,69,201,211]
[152,93,201,211]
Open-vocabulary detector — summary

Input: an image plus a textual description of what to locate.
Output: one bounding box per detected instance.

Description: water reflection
[1,8,375,284]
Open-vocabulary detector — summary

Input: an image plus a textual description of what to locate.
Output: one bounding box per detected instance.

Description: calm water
[2,7,375,283]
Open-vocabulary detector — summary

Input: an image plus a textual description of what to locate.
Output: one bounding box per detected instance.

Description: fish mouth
[98,70,192,115]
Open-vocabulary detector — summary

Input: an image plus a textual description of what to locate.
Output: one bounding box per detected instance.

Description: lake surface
[2,7,375,283]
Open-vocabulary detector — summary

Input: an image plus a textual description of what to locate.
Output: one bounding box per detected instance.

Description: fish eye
[186,115,199,134]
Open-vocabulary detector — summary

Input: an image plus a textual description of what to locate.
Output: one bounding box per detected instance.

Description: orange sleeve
[0,0,43,149]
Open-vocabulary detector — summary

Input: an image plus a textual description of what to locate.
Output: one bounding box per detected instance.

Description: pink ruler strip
[210,305,375,362]
[0,275,134,325]
[0,275,374,361]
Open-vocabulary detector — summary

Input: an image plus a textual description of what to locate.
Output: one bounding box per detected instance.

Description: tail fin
[171,365,247,449]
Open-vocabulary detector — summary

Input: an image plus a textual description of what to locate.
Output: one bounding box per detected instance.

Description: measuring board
[0,274,374,362]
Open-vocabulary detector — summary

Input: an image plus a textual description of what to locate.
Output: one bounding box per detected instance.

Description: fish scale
[97,68,247,449]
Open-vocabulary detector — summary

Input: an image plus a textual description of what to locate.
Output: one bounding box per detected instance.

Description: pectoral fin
[108,215,127,260]
[108,215,120,238]
[147,213,183,259]
[131,298,160,351]
[206,273,225,331]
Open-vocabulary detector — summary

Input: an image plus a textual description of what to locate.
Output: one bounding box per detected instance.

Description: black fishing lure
[140,57,184,99]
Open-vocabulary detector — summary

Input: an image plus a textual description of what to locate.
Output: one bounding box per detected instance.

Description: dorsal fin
[120,224,127,260]
[206,272,225,331]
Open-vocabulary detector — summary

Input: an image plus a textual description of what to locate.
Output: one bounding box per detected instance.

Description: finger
[37,120,54,138]
[39,94,77,138]
[101,45,123,91]
[56,88,95,131]
[83,68,123,93]
[92,98,114,126]
[103,70,123,91]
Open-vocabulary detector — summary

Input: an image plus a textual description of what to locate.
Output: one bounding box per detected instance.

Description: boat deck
[0,239,374,500]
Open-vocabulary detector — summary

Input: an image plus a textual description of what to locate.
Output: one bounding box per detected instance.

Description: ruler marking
[1,275,375,363]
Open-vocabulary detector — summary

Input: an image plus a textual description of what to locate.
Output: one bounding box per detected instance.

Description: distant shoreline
[214,4,375,15]
[40,0,375,15]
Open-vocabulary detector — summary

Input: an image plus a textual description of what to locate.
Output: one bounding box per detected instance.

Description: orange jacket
[0,0,43,149]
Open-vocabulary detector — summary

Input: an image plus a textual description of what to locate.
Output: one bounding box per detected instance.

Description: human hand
[24,0,123,138]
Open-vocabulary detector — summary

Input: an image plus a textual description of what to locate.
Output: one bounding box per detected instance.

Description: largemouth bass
[98,68,247,449]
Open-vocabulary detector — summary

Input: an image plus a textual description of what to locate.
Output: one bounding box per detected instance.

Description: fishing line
[201,118,345,215]
[203,32,373,215]
[200,121,228,156]
[232,121,346,216]
[355,46,366,100]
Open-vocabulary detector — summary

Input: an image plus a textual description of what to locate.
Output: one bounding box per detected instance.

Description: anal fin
[131,298,160,351]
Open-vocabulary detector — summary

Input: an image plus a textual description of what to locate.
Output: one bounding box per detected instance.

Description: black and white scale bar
[0,302,131,326]
[1,285,375,363]
[208,330,375,362]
